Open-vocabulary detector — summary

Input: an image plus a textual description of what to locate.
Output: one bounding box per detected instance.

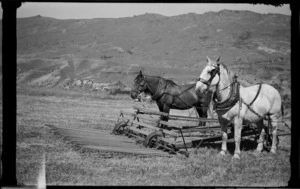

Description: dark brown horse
[130,71,213,126]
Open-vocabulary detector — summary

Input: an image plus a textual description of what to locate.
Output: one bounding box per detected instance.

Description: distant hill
[13,10,290,103]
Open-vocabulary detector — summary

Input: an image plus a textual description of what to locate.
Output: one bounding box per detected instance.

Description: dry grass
[16,88,291,186]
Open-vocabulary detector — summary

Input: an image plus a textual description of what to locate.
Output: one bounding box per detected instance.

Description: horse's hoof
[232,154,240,160]
[254,150,261,156]
[219,151,226,156]
[270,149,277,154]
[256,143,264,152]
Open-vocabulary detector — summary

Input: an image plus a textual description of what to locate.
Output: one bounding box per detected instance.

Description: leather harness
[241,84,263,119]
[213,76,240,111]
[135,75,209,109]
[198,64,264,119]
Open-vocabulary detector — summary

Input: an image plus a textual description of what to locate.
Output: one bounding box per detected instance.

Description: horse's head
[195,56,221,95]
[130,70,148,100]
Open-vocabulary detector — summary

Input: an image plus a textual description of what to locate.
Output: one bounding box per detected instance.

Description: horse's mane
[144,74,178,87]
[219,63,235,83]
[164,78,178,86]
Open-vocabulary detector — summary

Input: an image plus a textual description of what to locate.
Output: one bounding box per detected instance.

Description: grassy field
[16,87,291,186]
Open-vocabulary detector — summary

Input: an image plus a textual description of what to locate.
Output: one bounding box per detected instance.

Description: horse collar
[213,77,240,111]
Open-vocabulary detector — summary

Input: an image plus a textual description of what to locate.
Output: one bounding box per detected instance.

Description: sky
[1,3,290,19]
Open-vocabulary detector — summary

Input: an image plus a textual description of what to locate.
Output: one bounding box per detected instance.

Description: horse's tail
[281,104,291,131]
[281,104,284,118]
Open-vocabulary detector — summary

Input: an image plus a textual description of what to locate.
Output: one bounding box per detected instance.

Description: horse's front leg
[219,117,230,156]
[196,107,207,126]
[256,119,265,153]
[233,117,243,159]
[220,124,228,156]
[159,105,170,122]
[157,103,170,128]
[207,98,214,119]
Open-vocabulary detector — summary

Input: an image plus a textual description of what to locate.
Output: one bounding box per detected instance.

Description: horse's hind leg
[256,119,265,153]
[269,113,280,154]
[157,103,170,129]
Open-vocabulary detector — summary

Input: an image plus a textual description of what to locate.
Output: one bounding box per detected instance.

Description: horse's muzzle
[196,89,203,98]
[196,87,209,99]
[130,90,139,100]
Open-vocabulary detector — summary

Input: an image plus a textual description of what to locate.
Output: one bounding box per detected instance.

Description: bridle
[197,64,241,111]
[132,75,163,98]
[132,75,148,95]
[196,64,221,89]
[196,63,237,96]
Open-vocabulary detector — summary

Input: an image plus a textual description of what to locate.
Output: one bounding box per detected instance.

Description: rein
[218,82,233,92]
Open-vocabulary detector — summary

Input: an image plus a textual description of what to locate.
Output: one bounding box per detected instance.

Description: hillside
[14,10,290,107]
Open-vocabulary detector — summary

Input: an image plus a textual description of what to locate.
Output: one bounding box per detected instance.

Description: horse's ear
[206,56,212,64]
[216,56,220,63]
[139,70,143,76]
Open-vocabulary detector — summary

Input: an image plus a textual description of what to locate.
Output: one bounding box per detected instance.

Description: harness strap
[153,82,212,110]
[249,84,262,106]
[241,84,263,119]
[241,98,263,119]
[146,77,211,110]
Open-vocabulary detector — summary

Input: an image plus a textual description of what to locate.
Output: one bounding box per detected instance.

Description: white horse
[195,56,282,159]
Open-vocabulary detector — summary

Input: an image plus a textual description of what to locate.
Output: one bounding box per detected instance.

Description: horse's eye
[208,69,216,75]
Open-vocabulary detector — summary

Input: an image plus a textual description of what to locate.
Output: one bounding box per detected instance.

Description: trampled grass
[16,87,291,186]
